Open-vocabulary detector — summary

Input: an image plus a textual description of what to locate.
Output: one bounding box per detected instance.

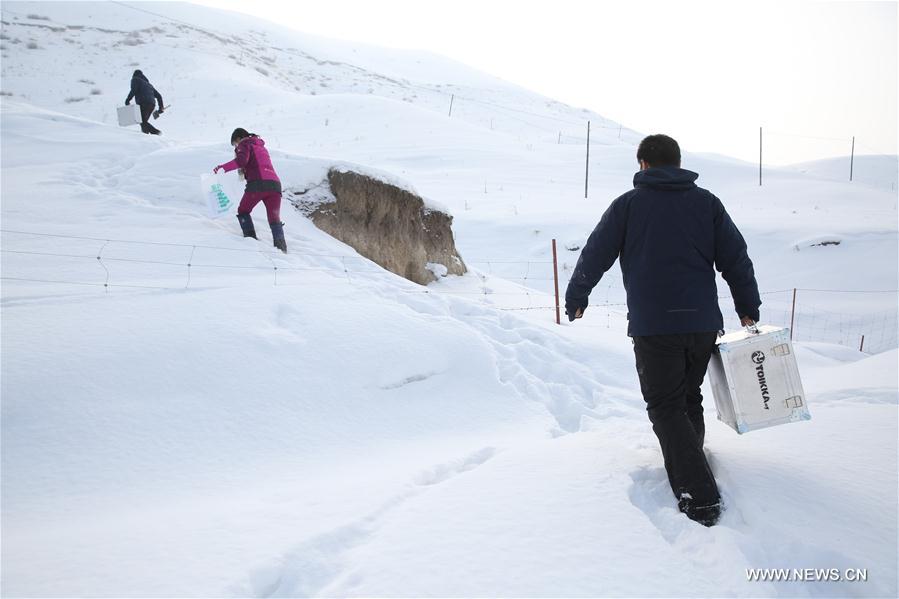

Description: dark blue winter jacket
[565,166,761,336]
[125,71,163,107]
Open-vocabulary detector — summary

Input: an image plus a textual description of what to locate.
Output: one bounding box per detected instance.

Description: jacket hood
[633,166,699,190]
[240,136,265,148]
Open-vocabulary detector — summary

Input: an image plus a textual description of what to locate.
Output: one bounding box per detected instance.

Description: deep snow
[1,2,897,597]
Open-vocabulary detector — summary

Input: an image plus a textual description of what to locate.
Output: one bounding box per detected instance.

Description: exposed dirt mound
[301,169,466,285]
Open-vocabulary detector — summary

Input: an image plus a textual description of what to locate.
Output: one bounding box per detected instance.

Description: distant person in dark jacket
[213,128,286,252]
[125,69,164,135]
[565,134,761,527]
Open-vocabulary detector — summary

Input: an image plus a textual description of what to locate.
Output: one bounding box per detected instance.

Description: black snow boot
[270,221,287,253]
[140,122,161,135]
[678,494,722,527]
[236,213,257,239]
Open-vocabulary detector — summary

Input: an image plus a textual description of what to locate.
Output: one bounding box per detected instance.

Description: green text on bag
[211,183,230,210]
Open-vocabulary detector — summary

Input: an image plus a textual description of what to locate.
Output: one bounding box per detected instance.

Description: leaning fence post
[859,335,865,353]
[552,239,561,325]
[790,288,797,340]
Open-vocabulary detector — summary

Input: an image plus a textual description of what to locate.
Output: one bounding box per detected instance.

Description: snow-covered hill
[2,2,897,597]
[787,154,897,193]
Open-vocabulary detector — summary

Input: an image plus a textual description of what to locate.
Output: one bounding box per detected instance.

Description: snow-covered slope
[2,2,897,597]
[787,154,898,193]
[0,1,633,143]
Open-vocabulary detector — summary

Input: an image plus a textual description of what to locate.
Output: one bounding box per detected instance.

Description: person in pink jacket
[213,128,286,252]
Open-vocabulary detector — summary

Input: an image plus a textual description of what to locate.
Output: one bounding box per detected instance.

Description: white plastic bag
[200,172,242,218]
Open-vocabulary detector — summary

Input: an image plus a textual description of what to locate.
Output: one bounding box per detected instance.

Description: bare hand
[740,316,756,327]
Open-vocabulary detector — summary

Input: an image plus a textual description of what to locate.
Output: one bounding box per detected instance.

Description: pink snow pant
[237,191,281,224]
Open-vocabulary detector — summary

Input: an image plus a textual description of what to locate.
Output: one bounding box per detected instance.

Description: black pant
[139,103,159,134]
[633,333,720,506]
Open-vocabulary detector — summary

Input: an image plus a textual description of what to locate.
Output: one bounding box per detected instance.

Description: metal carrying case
[117,104,141,127]
[708,325,810,434]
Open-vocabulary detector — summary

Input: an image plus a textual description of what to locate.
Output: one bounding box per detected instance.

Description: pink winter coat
[218,136,280,184]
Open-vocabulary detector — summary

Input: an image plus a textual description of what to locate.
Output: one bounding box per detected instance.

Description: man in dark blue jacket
[565,134,760,526]
[125,69,164,135]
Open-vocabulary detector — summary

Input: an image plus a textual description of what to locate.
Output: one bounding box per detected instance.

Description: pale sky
[192,0,897,165]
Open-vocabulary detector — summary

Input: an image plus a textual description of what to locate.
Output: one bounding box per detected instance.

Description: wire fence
[3,229,896,354]
[463,256,898,353]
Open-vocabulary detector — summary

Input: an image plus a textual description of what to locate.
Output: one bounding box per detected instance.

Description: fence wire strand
[3,229,896,353]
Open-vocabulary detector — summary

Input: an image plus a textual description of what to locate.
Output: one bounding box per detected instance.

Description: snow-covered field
[1,2,897,597]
